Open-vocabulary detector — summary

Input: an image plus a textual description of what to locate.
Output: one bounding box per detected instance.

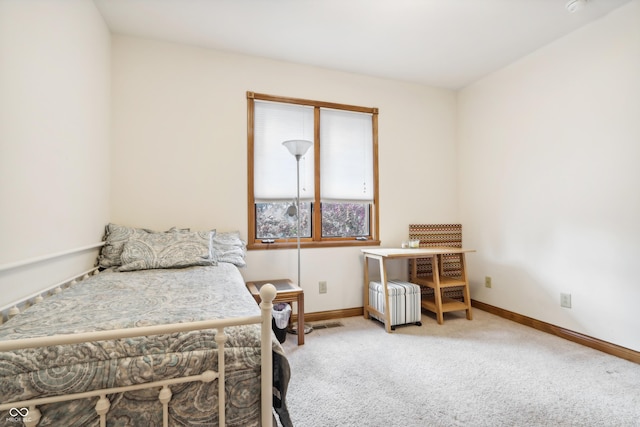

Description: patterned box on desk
[369,280,422,329]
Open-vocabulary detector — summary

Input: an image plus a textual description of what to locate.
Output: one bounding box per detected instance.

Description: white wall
[1,0,635,353]
[0,0,110,309]
[110,36,458,314]
[458,1,640,351]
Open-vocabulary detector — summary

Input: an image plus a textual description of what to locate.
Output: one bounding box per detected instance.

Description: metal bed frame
[0,244,275,427]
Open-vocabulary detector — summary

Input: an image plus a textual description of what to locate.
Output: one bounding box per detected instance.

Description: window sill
[247,239,381,251]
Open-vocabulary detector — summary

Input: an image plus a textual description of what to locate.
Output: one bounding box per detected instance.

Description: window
[247,92,380,249]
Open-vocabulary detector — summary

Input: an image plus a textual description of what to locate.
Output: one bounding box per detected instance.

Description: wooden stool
[246,279,305,345]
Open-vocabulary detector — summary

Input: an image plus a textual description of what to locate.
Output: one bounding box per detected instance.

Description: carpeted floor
[278,309,640,427]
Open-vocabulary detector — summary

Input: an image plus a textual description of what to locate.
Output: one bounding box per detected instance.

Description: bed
[0,224,290,427]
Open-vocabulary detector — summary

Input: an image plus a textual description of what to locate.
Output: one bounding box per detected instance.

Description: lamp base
[287,323,314,335]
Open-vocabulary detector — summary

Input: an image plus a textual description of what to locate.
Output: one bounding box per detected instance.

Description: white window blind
[320,108,374,203]
[253,100,314,202]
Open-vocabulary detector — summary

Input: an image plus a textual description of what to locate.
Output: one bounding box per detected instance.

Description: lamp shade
[282,139,313,157]
[566,0,586,13]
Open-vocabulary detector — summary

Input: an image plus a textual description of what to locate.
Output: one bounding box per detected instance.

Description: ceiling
[93,0,631,89]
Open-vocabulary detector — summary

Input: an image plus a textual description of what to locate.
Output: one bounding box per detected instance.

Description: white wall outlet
[319,281,327,294]
[485,276,492,288]
[560,293,572,308]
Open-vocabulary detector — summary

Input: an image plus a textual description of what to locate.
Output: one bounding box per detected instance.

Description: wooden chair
[408,224,472,324]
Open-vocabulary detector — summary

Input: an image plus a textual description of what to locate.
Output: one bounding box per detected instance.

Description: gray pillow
[117,231,216,272]
[99,223,156,268]
[212,231,247,267]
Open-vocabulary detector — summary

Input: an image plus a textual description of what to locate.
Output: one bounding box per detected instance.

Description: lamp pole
[282,139,313,288]
[294,153,302,288]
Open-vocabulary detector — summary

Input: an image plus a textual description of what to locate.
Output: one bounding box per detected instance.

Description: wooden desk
[362,247,475,331]
[246,279,305,345]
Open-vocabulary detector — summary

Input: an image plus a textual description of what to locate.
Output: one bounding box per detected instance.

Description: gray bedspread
[0,263,288,426]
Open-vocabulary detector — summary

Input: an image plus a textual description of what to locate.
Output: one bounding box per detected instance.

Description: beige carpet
[279,309,640,427]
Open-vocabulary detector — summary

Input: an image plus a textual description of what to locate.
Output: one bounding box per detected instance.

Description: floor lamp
[282,139,313,290]
[282,139,313,336]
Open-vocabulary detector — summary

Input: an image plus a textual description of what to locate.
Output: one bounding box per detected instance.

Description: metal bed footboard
[0,285,276,427]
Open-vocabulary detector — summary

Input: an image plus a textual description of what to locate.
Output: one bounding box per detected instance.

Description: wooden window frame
[247,91,380,250]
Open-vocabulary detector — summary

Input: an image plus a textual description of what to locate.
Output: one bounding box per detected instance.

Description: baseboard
[471,300,640,364]
[291,307,363,324]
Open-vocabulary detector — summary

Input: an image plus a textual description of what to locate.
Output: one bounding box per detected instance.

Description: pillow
[211,231,247,267]
[99,224,200,268]
[99,223,156,268]
[117,230,216,272]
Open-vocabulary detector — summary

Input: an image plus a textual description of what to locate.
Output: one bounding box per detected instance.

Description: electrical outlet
[560,293,572,308]
[484,276,492,288]
[319,281,327,294]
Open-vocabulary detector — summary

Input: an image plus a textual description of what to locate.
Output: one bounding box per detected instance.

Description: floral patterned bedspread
[0,263,286,426]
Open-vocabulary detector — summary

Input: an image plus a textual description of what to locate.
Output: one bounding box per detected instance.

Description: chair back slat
[408,224,464,300]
